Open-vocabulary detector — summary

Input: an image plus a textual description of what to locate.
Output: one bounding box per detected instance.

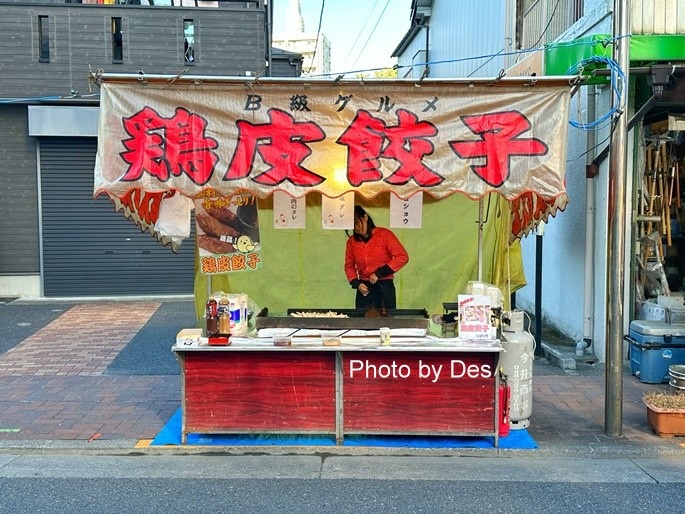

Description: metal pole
[535,222,544,357]
[582,87,598,356]
[265,0,273,77]
[605,0,631,437]
[477,198,484,281]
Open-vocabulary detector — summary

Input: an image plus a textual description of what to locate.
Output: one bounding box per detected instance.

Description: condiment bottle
[218,294,230,336]
[206,297,218,337]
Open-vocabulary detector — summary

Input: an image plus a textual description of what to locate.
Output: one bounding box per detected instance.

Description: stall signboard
[93,76,572,243]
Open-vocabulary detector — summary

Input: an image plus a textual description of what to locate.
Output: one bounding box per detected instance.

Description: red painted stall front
[175,342,501,445]
[342,351,498,435]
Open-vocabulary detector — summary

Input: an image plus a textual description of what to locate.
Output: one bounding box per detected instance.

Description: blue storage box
[627,320,685,384]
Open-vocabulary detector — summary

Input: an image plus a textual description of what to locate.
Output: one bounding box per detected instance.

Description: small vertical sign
[458,294,492,340]
[390,192,422,228]
[322,192,354,229]
[273,191,305,229]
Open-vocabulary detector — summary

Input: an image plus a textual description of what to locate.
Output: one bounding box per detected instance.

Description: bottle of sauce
[218,294,231,336]
[206,297,218,337]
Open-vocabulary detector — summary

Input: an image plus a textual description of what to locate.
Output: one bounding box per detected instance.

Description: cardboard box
[176,328,203,347]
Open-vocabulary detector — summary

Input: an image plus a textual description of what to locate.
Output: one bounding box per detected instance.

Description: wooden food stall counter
[173,336,503,446]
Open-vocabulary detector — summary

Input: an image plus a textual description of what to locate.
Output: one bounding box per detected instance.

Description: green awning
[545,34,685,83]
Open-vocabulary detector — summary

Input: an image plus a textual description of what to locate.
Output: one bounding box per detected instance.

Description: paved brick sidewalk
[0,300,683,455]
[0,375,178,441]
[530,360,682,452]
[0,303,159,376]
[0,302,178,442]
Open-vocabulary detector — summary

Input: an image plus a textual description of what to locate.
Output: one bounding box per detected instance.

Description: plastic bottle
[206,297,218,337]
[238,296,248,335]
[229,297,240,331]
[218,294,230,336]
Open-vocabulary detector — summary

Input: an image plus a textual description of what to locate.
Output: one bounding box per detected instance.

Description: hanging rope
[566,56,626,131]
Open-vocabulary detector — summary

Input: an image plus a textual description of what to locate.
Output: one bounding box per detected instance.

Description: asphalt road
[0,301,75,354]
[0,454,684,513]
[106,300,197,375]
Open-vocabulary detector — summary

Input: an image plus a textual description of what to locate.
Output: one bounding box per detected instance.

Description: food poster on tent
[195,192,262,275]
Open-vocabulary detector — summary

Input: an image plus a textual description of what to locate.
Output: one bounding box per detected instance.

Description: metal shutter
[40,137,195,297]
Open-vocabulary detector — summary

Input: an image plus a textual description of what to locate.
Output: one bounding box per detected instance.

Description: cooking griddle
[255,308,430,330]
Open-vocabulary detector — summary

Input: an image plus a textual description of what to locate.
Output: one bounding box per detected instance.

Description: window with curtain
[184,19,195,64]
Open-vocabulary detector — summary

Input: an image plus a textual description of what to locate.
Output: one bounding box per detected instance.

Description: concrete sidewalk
[0,298,683,457]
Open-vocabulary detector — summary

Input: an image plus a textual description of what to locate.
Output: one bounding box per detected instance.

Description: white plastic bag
[156,193,194,243]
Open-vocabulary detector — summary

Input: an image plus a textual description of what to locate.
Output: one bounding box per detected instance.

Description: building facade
[0,0,301,298]
[272,0,331,77]
[393,0,685,361]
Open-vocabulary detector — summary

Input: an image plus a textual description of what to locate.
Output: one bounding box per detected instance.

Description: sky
[272,0,414,75]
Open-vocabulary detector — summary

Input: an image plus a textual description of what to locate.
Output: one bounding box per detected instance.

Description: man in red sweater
[345,206,409,310]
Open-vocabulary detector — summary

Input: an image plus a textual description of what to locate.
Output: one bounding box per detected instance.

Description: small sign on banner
[390,192,422,228]
[273,191,306,229]
[322,192,354,229]
[458,294,492,339]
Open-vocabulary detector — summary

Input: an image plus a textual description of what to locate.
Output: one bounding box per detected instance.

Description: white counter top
[173,336,503,353]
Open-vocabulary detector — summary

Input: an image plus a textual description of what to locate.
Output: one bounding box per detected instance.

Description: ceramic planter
[644,400,685,437]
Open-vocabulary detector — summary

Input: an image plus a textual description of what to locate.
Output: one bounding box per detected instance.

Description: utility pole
[605,0,631,437]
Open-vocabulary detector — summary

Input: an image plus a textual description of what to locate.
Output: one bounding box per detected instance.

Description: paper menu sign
[390,192,422,228]
[321,192,354,229]
[273,191,306,229]
[458,294,492,339]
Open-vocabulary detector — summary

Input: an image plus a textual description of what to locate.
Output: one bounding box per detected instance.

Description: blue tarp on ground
[151,408,537,449]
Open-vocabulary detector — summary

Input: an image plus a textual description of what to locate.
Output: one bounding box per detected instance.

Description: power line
[467,48,505,78]
[567,132,611,163]
[343,0,382,70]
[306,0,326,75]
[313,35,625,79]
[349,0,391,71]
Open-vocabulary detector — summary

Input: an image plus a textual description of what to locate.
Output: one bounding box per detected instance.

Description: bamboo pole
[676,160,681,209]
[646,146,657,236]
[656,147,666,236]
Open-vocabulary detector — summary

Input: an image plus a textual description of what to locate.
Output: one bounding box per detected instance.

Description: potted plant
[643,392,685,437]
